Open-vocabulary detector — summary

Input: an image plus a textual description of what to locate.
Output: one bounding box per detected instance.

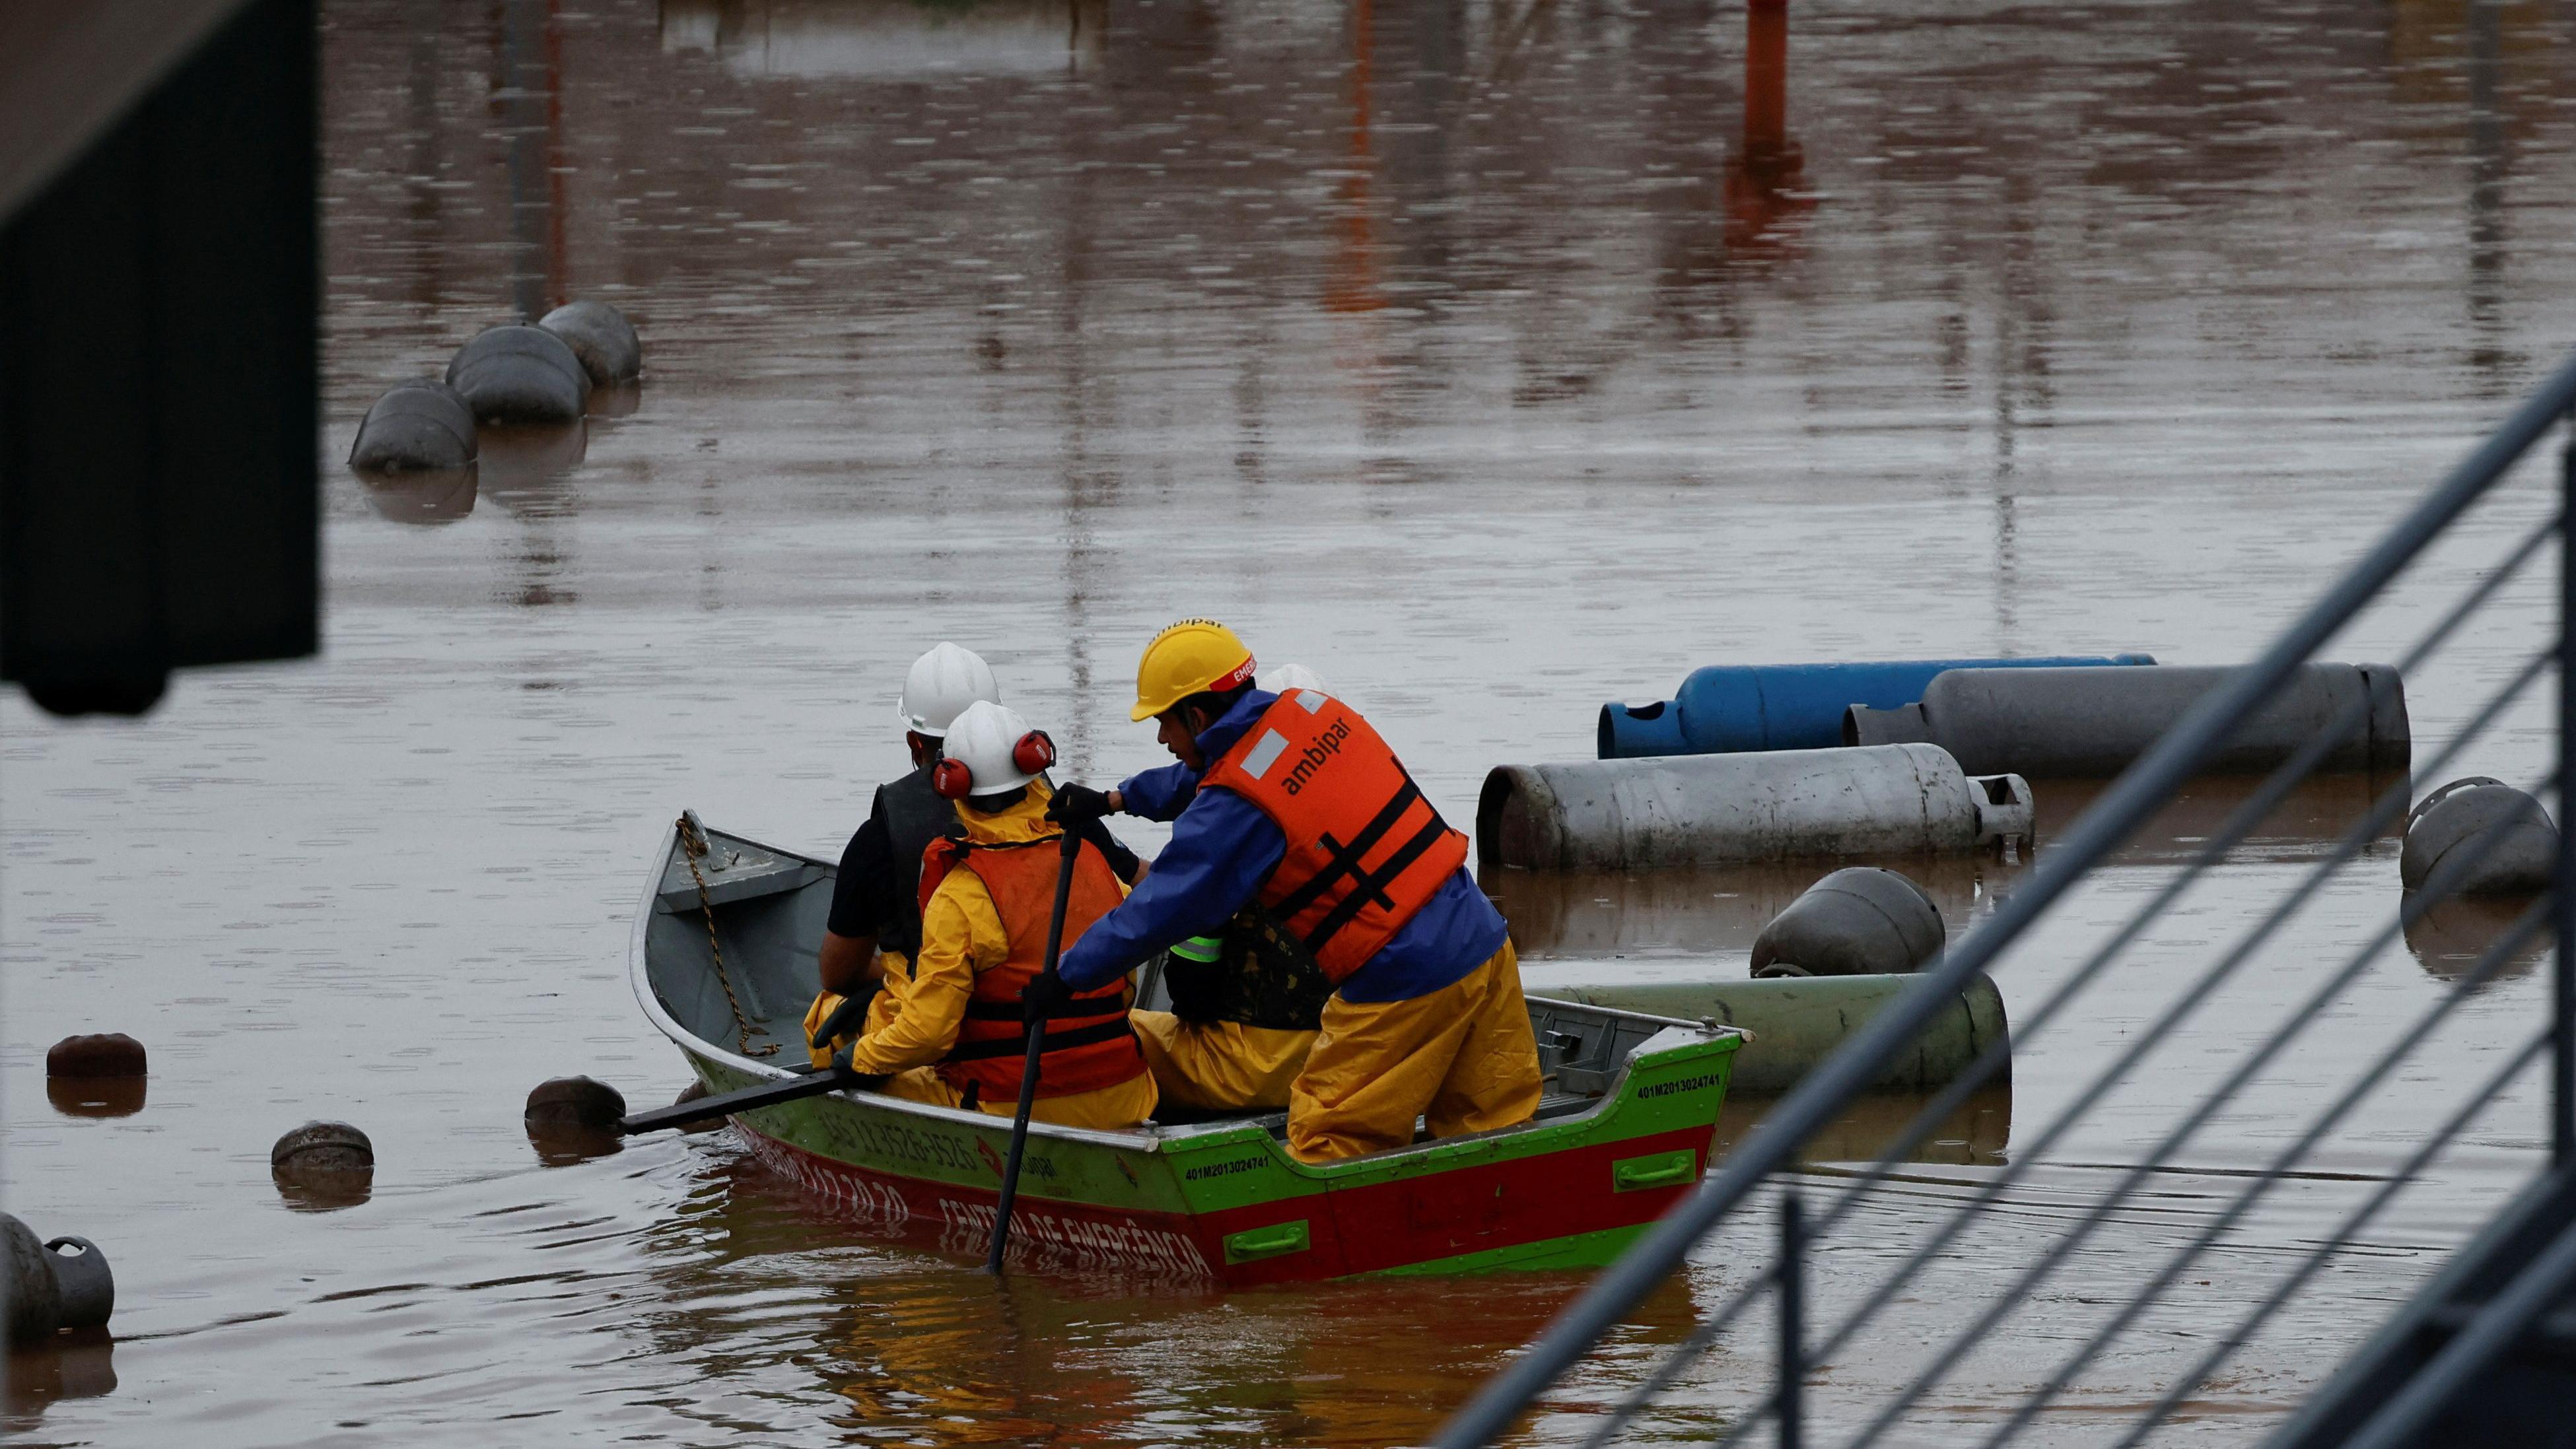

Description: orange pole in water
[1745,0,1786,158]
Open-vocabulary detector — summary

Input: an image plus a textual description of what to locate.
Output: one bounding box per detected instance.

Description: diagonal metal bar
[1831,782,2562,1449]
[1573,636,2554,1449]
[1974,896,2553,1449]
[1434,358,2576,1449]
[2335,1212,2576,1449]
[2111,1027,2554,1449]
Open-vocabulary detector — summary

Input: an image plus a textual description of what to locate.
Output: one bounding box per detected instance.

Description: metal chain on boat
[677,813,779,1058]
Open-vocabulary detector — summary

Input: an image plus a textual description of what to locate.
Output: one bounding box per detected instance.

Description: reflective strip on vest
[928,835,1146,1100]
[1199,694,1471,984]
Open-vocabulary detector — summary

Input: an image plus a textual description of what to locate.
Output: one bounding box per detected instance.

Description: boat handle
[1612,1148,1697,1193]
[1222,1219,1311,1264]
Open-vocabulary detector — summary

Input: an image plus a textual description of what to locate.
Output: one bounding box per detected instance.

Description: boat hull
[685,1031,1734,1289]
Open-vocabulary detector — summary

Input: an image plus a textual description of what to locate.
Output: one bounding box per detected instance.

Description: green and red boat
[633,816,1744,1286]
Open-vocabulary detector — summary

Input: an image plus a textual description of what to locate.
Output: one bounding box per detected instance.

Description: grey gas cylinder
[4,1213,60,1344]
[1844,662,2408,778]
[44,1238,112,1331]
[537,300,642,384]
[348,380,477,471]
[1750,867,1945,978]
[2,1215,112,1343]
[445,324,590,424]
[1546,973,2009,1096]
[1477,743,2035,871]
[2400,777,2557,898]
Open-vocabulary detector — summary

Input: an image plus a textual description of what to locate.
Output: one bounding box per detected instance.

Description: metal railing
[1435,351,2576,1449]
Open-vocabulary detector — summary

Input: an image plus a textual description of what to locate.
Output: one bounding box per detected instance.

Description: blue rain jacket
[1061,689,1508,1004]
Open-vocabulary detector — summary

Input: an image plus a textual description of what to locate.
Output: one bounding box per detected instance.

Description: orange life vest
[1198,691,1471,984]
[919,834,1146,1100]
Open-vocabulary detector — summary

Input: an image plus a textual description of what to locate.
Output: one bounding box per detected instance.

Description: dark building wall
[0,0,319,716]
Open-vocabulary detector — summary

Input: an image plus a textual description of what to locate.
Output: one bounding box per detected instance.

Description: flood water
[9,0,2576,1442]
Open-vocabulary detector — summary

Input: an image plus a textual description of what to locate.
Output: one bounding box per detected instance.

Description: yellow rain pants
[803,951,915,1069]
[876,1061,1161,1130]
[1129,1011,1315,1112]
[1285,939,1543,1163]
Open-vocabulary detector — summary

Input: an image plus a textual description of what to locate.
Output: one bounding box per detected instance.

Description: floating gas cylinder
[347,379,477,471]
[3,1213,114,1343]
[1598,654,2153,758]
[1478,744,2033,871]
[1544,974,2008,1096]
[271,1121,374,1211]
[526,1076,627,1130]
[537,300,642,386]
[1844,662,2408,778]
[2401,778,2556,900]
[526,1076,628,1164]
[444,324,590,424]
[46,1033,145,1079]
[1749,867,1945,978]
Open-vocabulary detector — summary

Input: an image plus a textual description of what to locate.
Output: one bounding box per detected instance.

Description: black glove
[808,979,882,1050]
[1046,783,1115,825]
[1020,970,1078,1025]
[825,1045,888,1089]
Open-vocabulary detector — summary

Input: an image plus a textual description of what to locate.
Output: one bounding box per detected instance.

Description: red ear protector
[1013,730,1055,775]
[930,731,1055,802]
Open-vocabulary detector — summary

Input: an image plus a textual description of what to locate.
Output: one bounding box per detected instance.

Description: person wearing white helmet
[834,700,1159,1129]
[806,643,1143,1065]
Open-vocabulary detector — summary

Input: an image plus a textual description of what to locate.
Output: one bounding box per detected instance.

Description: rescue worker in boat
[1043,621,1541,1159]
[840,698,1160,1128]
[802,644,1142,1067]
[1049,662,1336,1113]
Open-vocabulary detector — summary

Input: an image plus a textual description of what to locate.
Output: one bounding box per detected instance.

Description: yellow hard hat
[1132,619,1257,722]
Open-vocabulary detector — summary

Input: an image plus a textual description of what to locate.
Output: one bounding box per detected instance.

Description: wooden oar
[985,825,1082,1275]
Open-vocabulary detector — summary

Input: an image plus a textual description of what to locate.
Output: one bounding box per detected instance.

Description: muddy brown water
[7,0,2576,1442]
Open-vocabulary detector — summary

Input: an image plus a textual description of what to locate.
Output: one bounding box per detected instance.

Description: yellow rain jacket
[1286,939,1542,1161]
[802,951,912,1070]
[1129,1012,1315,1112]
[839,784,1158,1131]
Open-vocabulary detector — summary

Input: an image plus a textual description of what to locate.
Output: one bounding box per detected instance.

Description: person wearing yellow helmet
[1043,620,1541,1160]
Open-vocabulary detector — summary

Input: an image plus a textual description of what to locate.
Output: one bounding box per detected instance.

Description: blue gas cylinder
[1597,655,2155,758]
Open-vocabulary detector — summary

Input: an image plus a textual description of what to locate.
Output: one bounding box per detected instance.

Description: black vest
[875,765,963,959]
[1164,906,1334,1032]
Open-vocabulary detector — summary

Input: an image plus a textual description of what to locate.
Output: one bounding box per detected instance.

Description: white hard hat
[1259,662,1327,696]
[895,642,1000,738]
[934,699,1054,800]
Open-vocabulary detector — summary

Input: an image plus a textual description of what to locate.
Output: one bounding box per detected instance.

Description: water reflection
[357,465,479,525]
[498,0,567,321]
[2403,893,2550,984]
[1717,1085,2011,1168]
[629,1150,1714,1445]
[659,0,1109,78]
[1725,0,1812,257]
[526,1122,626,1166]
[2033,773,2402,867]
[477,419,588,501]
[44,1076,146,1119]
[3,1331,117,1429]
[274,1175,374,1213]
